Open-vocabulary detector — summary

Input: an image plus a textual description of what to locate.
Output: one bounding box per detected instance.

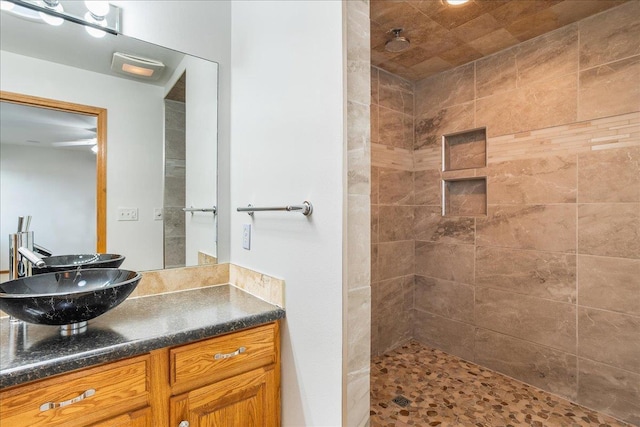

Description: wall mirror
[0,4,219,274]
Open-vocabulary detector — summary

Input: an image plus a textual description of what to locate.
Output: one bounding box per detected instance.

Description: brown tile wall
[371,66,415,356]
[372,3,640,424]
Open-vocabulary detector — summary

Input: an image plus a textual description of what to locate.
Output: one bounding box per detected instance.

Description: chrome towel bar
[183,206,217,215]
[237,201,313,216]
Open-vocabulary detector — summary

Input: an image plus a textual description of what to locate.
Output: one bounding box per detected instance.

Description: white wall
[0,51,165,271]
[230,2,345,425]
[0,145,95,268]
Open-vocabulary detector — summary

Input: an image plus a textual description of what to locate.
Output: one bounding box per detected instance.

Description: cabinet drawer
[0,355,150,427]
[170,323,276,389]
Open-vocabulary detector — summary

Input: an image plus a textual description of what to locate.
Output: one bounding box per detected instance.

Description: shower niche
[441,127,487,217]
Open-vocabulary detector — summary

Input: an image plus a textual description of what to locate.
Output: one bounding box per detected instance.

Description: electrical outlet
[117,207,138,221]
[242,224,251,250]
[153,208,163,220]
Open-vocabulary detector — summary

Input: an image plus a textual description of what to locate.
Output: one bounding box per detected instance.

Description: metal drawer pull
[178,421,190,427]
[214,346,246,360]
[39,388,96,412]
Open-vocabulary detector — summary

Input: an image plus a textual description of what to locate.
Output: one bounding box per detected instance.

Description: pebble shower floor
[370,341,633,427]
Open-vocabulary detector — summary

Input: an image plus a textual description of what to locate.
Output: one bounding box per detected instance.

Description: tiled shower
[370,2,640,424]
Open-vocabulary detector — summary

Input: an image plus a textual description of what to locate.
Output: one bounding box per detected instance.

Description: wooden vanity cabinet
[0,321,280,427]
[0,354,152,427]
[168,321,281,427]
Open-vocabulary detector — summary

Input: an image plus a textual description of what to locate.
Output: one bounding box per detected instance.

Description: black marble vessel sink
[32,254,125,274]
[0,269,141,331]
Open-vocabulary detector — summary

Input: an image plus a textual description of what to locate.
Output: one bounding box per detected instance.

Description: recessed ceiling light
[446,0,470,5]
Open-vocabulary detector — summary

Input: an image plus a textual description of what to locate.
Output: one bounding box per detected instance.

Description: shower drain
[392,395,411,407]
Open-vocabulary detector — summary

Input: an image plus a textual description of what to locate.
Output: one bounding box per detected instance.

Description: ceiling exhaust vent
[111,52,165,80]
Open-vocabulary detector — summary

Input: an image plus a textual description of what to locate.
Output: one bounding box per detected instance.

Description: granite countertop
[0,284,285,388]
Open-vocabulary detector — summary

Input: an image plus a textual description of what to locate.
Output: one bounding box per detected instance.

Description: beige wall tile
[414,170,441,206]
[377,240,414,280]
[413,146,442,172]
[488,155,577,204]
[475,287,576,353]
[347,286,371,373]
[348,101,371,152]
[379,106,412,149]
[348,148,370,196]
[371,66,379,105]
[348,194,371,290]
[578,255,640,316]
[444,178,487,216]
[414,276,474,323]
[371,103,379,144]
[415,241,474,284]
[476,246,576,303]
[579,55,640,122]
[374,276,413,354]
[579,0,640,69]
[371,166,379,205]
[378,205,414,242]
[578,307,640,374]
[477,74,578,137]
[378,70,414,116]
[578,203,640,258]
[371,244,379,284]
[475,329,578,400]
[476,47,517,99]
[371,204,379,244]
[578,358,640,426]
[578,146,640,203]
[228,264,285,308]
[443,128,486,171]
[477,205,576,253]
[347,368,370,427]
[379,168,414,205]
[134,264,229,298]
[413,310,475,361]
[415,62,475,115]
[414,206,475,245]
[515,24,578,88]
[414,102,475,150]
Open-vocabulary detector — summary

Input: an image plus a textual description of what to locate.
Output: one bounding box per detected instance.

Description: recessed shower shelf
[443,127,487,171]
[442,177,487,217]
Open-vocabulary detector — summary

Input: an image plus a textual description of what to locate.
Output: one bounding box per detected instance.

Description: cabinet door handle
[178,421,190,427]
[39,388,96,412]
[214,346,246,360]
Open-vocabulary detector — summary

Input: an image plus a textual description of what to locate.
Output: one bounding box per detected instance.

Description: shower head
[385,28,410,53]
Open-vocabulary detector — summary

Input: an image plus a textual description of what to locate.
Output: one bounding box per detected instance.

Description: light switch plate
[242,224,251,250]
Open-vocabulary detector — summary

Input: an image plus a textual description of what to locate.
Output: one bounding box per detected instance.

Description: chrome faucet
[17,247,46,268]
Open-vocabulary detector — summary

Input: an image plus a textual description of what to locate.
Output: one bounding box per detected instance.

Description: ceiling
[370,0,630,82]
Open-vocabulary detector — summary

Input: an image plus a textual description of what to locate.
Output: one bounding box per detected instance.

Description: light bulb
[84,1,110,17]
[84,11,107,38]
[38,1,64,26]
[0,1,15,11]
[446,0,469,5]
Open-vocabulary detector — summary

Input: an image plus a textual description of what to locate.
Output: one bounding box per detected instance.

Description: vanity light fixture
[445,0,470,5]
[111,52,166,80]
[0,1,15,11]
[2,0,121,34]
[83,10,106,38]
[39,0,63,26]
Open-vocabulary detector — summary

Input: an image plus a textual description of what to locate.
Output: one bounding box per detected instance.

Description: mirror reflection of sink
[0,268,141,335]
[31,254,125,274]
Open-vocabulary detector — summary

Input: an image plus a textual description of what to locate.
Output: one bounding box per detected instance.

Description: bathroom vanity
[0,285,285,426]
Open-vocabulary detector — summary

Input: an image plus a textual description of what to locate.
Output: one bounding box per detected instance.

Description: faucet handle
[18,247,46,268]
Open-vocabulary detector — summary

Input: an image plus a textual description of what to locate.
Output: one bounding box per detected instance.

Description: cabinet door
[171,367,278,427]
[88,408,152,427]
